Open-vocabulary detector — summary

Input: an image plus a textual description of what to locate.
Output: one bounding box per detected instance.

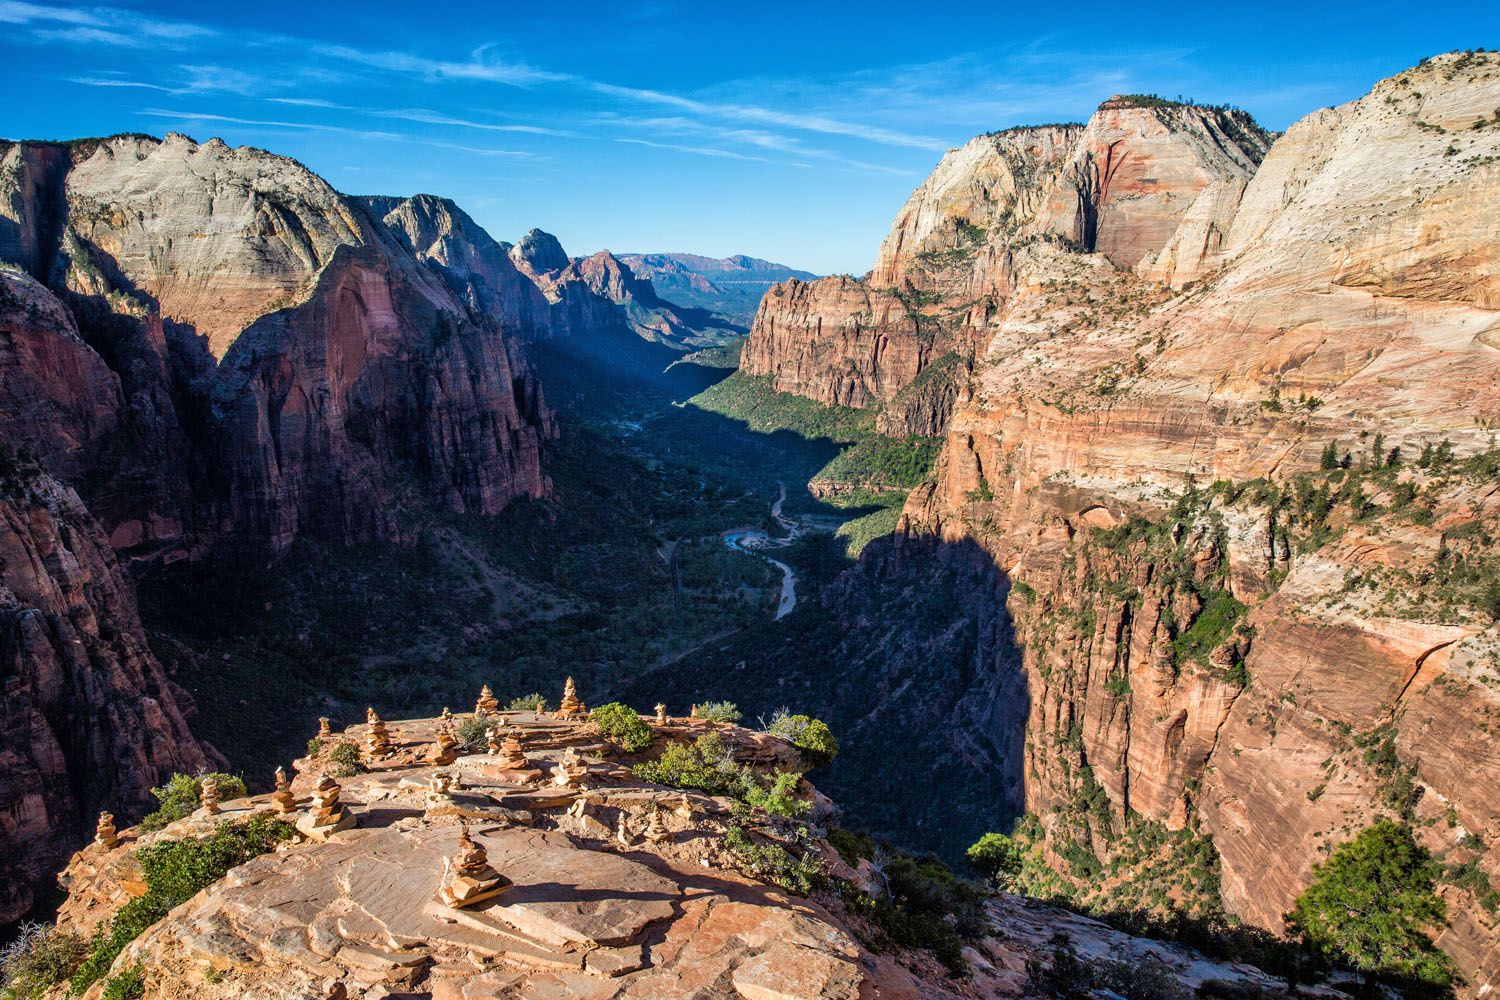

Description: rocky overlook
[42,697,1316,999]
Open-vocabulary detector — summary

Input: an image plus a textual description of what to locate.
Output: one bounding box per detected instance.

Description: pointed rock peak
[513,228,570,274]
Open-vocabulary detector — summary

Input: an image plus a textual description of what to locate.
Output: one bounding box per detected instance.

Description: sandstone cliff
[0,133,558,564]
[0,465,211,924]
[0,134,566,922]
[741,101,1271,436]
[837,51,1500,989]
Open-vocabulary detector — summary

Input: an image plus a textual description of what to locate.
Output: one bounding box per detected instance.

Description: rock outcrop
[755,52,1500,989]
[48,709,1308,999]
[741,102,1271,435]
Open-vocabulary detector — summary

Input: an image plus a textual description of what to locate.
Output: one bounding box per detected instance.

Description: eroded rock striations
[742,101,1270,435]
[0,466,210,923]
[750,54,1500,988]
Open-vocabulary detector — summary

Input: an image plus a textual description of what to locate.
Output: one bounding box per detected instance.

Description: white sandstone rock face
[746,100,1271,420]
[62,133,373,357]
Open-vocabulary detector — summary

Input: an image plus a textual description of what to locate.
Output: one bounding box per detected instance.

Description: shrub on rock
[766,711,839,768]
[139,773,247,832]
[589,703,653,753]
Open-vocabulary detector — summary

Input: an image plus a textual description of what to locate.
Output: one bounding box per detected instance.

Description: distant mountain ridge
[617,252,817,328]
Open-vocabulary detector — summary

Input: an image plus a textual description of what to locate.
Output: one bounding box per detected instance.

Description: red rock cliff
[888,53,1500,987]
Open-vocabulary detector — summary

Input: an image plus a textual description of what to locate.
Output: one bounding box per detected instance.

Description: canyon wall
[741,102,1270,435]
[0,466,212,923]
[769,53,1500,988]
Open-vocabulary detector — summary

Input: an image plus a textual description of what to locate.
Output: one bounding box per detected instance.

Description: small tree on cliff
[965,832,1023,891]
[1287,820,1453,992]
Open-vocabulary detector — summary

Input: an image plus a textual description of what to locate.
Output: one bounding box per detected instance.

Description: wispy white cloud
[616,138,773,163]
[71,75,179,93]
[369,108,571,137]
[267,97,347,109]
[138,109,401,140]
[137,109,537,159]
[310,43,569,87]
[1,1,215,46]
[418,140,537,159]
[591,82,948,151]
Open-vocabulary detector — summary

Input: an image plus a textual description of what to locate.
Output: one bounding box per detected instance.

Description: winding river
[722,484,799,620]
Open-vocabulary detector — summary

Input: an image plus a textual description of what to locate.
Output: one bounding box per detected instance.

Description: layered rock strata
[0,467,210,923]
[742,101,1271,433]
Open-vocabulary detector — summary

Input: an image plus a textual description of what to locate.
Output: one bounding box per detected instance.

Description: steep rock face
[0,141,72,279]
[883,52,1500,988]
[0,469,210,924]
[1033,99,1269,268]
[0,134,558,566]
[744,105,1268,435]
[49,133,371,358]
[0,268,121,479]
[362,194,552,337]
[515,236,741,351]
[211,244,553,562]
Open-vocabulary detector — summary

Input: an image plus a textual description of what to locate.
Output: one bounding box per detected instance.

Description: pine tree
[1288,820,1452,991]
[1320,441,1340,471]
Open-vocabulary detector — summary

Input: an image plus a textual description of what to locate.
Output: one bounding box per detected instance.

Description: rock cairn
[200,773,222,815]
[95,811,118,849]
[555,676,587,720]
[297,774,355,840]
[644,803,670,844]
[496,732,532,772]
[475,685,499,717]
[554,747,588,788]
[425,773,455,813]
[655,703,667,725]
[272,767,297,815]
[431,718,458,765]
[486,725,504,756]
[437,826,512,909]
[317,717,332,739]
[365,708,392,760]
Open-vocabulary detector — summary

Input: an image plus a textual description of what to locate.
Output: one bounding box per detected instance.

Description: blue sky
[2,2,1496,274]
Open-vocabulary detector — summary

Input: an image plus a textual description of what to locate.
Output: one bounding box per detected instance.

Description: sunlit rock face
[778,52,1500,987]
[741,101,1270,432]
